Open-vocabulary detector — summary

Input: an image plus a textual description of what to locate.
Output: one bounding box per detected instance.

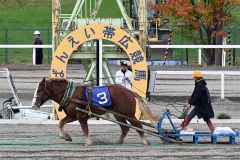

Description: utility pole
[138,0,148,54]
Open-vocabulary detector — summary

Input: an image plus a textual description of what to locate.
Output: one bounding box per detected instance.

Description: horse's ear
[42,77,46,82]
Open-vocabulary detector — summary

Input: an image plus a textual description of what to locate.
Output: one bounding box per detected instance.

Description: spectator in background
[33,31,43,64]
[116,61,132,90]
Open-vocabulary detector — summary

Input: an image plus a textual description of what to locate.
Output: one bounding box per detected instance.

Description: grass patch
[0,0,121,64]
[0,0,240,64]
[217,113,231,119]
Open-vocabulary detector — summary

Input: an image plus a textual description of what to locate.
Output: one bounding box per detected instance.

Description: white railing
[1,44,240,66]
[7,105,52,110]
[149,45,240,48]
[149,45,240,67]
[0,45,53,65]
[0,45,52,48]
[149,70,240,99]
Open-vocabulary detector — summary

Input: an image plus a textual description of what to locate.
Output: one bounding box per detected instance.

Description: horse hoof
[61,133,72,141]
[85,143,93,147]
[116,140,124,144]
[116,136,124,144]
[140,135,150,146]
[142,139,150,146]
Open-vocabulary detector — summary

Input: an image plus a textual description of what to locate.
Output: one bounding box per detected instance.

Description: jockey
[115,61,132,90]
[181,70,215,133]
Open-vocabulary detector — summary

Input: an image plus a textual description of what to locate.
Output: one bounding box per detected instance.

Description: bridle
[34,81,51,98]
[33,80,66,103]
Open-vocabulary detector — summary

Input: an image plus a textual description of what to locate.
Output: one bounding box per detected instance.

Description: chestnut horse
[32,78,158,146]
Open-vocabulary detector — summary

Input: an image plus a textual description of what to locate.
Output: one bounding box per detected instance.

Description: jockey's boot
[206,119,215,134]
[181,116,191,131]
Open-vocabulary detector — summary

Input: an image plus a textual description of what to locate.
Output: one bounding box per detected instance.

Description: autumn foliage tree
[149,0,240,65]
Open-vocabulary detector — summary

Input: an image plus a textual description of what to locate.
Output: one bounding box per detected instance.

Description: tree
[149,0,240,65]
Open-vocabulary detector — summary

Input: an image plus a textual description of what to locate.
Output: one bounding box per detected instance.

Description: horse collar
[59,81,76,111]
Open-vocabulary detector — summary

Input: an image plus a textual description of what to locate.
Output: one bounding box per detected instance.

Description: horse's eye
[37,88,43,94]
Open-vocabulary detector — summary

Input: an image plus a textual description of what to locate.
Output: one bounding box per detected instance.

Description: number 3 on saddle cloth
[85,86,112,107]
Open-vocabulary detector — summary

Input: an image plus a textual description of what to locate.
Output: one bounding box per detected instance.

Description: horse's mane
[47,78,92,87]
[48,78,68,83]
[47,78,98,89]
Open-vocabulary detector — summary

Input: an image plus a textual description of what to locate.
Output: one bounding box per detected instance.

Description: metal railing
[1,44,240,66]
[149,70,240,99]
[149,45,240,67]
[0,28,52,64]
[0,45,52,65]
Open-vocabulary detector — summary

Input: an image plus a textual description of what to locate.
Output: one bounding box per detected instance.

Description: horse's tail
[133,92,160,125]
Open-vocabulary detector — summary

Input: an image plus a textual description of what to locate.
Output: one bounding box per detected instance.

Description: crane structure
[51,0,173,119]
[52,0,171,82]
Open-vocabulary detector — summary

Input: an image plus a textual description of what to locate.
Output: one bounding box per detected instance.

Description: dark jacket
[34,37,43,64]
[189,78,214,120]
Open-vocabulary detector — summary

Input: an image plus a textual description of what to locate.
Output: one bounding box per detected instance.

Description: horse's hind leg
[128,120,150,146]
[59,116,75,141]
[114,115,129,144]
[78,118,92,146]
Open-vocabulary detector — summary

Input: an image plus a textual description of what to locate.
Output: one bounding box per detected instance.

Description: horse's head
[32,77,51,109]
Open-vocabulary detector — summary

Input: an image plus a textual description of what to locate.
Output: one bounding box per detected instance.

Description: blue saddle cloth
[85,86,112,107]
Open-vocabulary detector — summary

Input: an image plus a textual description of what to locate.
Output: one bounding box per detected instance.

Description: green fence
[171,27,240,66]
[0,27,240,65]
[0,28,52,64]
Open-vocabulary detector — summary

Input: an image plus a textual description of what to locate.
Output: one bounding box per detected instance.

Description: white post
[222,49,226,67]
[32,47,36,65]
[99,39,103,86]
[222,37,227,67]
[148,71,156,93]
[221,73,224,99]
[198,48,202,65]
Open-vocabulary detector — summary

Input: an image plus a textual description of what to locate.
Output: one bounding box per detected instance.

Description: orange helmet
[193,70,202,78]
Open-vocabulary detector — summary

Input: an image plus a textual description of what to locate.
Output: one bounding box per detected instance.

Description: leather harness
[59,81,93,117]
[58,81,76,111]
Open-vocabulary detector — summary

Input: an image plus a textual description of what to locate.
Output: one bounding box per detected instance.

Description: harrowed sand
[0,64,240,159]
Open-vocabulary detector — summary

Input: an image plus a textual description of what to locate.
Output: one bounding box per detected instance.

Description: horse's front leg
[78,118,92,146]
[59,116,75,141]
